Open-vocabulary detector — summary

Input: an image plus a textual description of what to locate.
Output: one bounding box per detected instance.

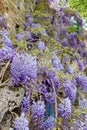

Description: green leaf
[31,27,45,34]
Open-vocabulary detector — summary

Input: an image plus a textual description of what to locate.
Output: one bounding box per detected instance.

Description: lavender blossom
[14,113,29,130]
[58,97,71,119]
[10,53,37,85]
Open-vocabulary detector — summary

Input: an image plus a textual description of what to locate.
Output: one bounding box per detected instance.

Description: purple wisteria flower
[45,92,55,104]
[66,65,74,74]
[79,97,87,108]
[58,97,71,119]
[52,52,64,71]
[46,69,60,89]
[38,41,45,50]
[68,32,77,48]
[60,38,67,46]
[10,53,37,85]
[37,83,48,93]
[1,35,12,47]
[46,69,56,79]
[37,69,60,103]
[26,31,32,41]
[74,14,83,25]
[73,115,87,130]
[24,14,33,29]
[20,96,30,113]
[0,16,6,29]
[0,46,14,60]
[83,59,87,66]
[75,75,87,91]
[68,32,77,39]
[37,83,55,104]
[35,0,38,4]
[14,113,29,130]
[53,76,60,90]
[47,0,62,11]
[63,79,77,103]
[0,30,9,36]
[0,28,12,48]
[43,116,54,130]
[77,39,85,48]
[77,59,84,71]
[32,101,45,129]
[15,31,25,41]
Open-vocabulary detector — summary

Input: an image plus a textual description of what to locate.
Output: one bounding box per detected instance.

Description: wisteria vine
[0,0,87,130]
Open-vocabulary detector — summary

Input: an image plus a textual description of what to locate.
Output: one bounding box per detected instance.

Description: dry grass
[0,0,35,32]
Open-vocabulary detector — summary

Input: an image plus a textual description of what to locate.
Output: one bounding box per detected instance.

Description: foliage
[68,0,87,17]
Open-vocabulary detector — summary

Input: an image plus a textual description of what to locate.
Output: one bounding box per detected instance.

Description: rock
[0,86,24,122]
